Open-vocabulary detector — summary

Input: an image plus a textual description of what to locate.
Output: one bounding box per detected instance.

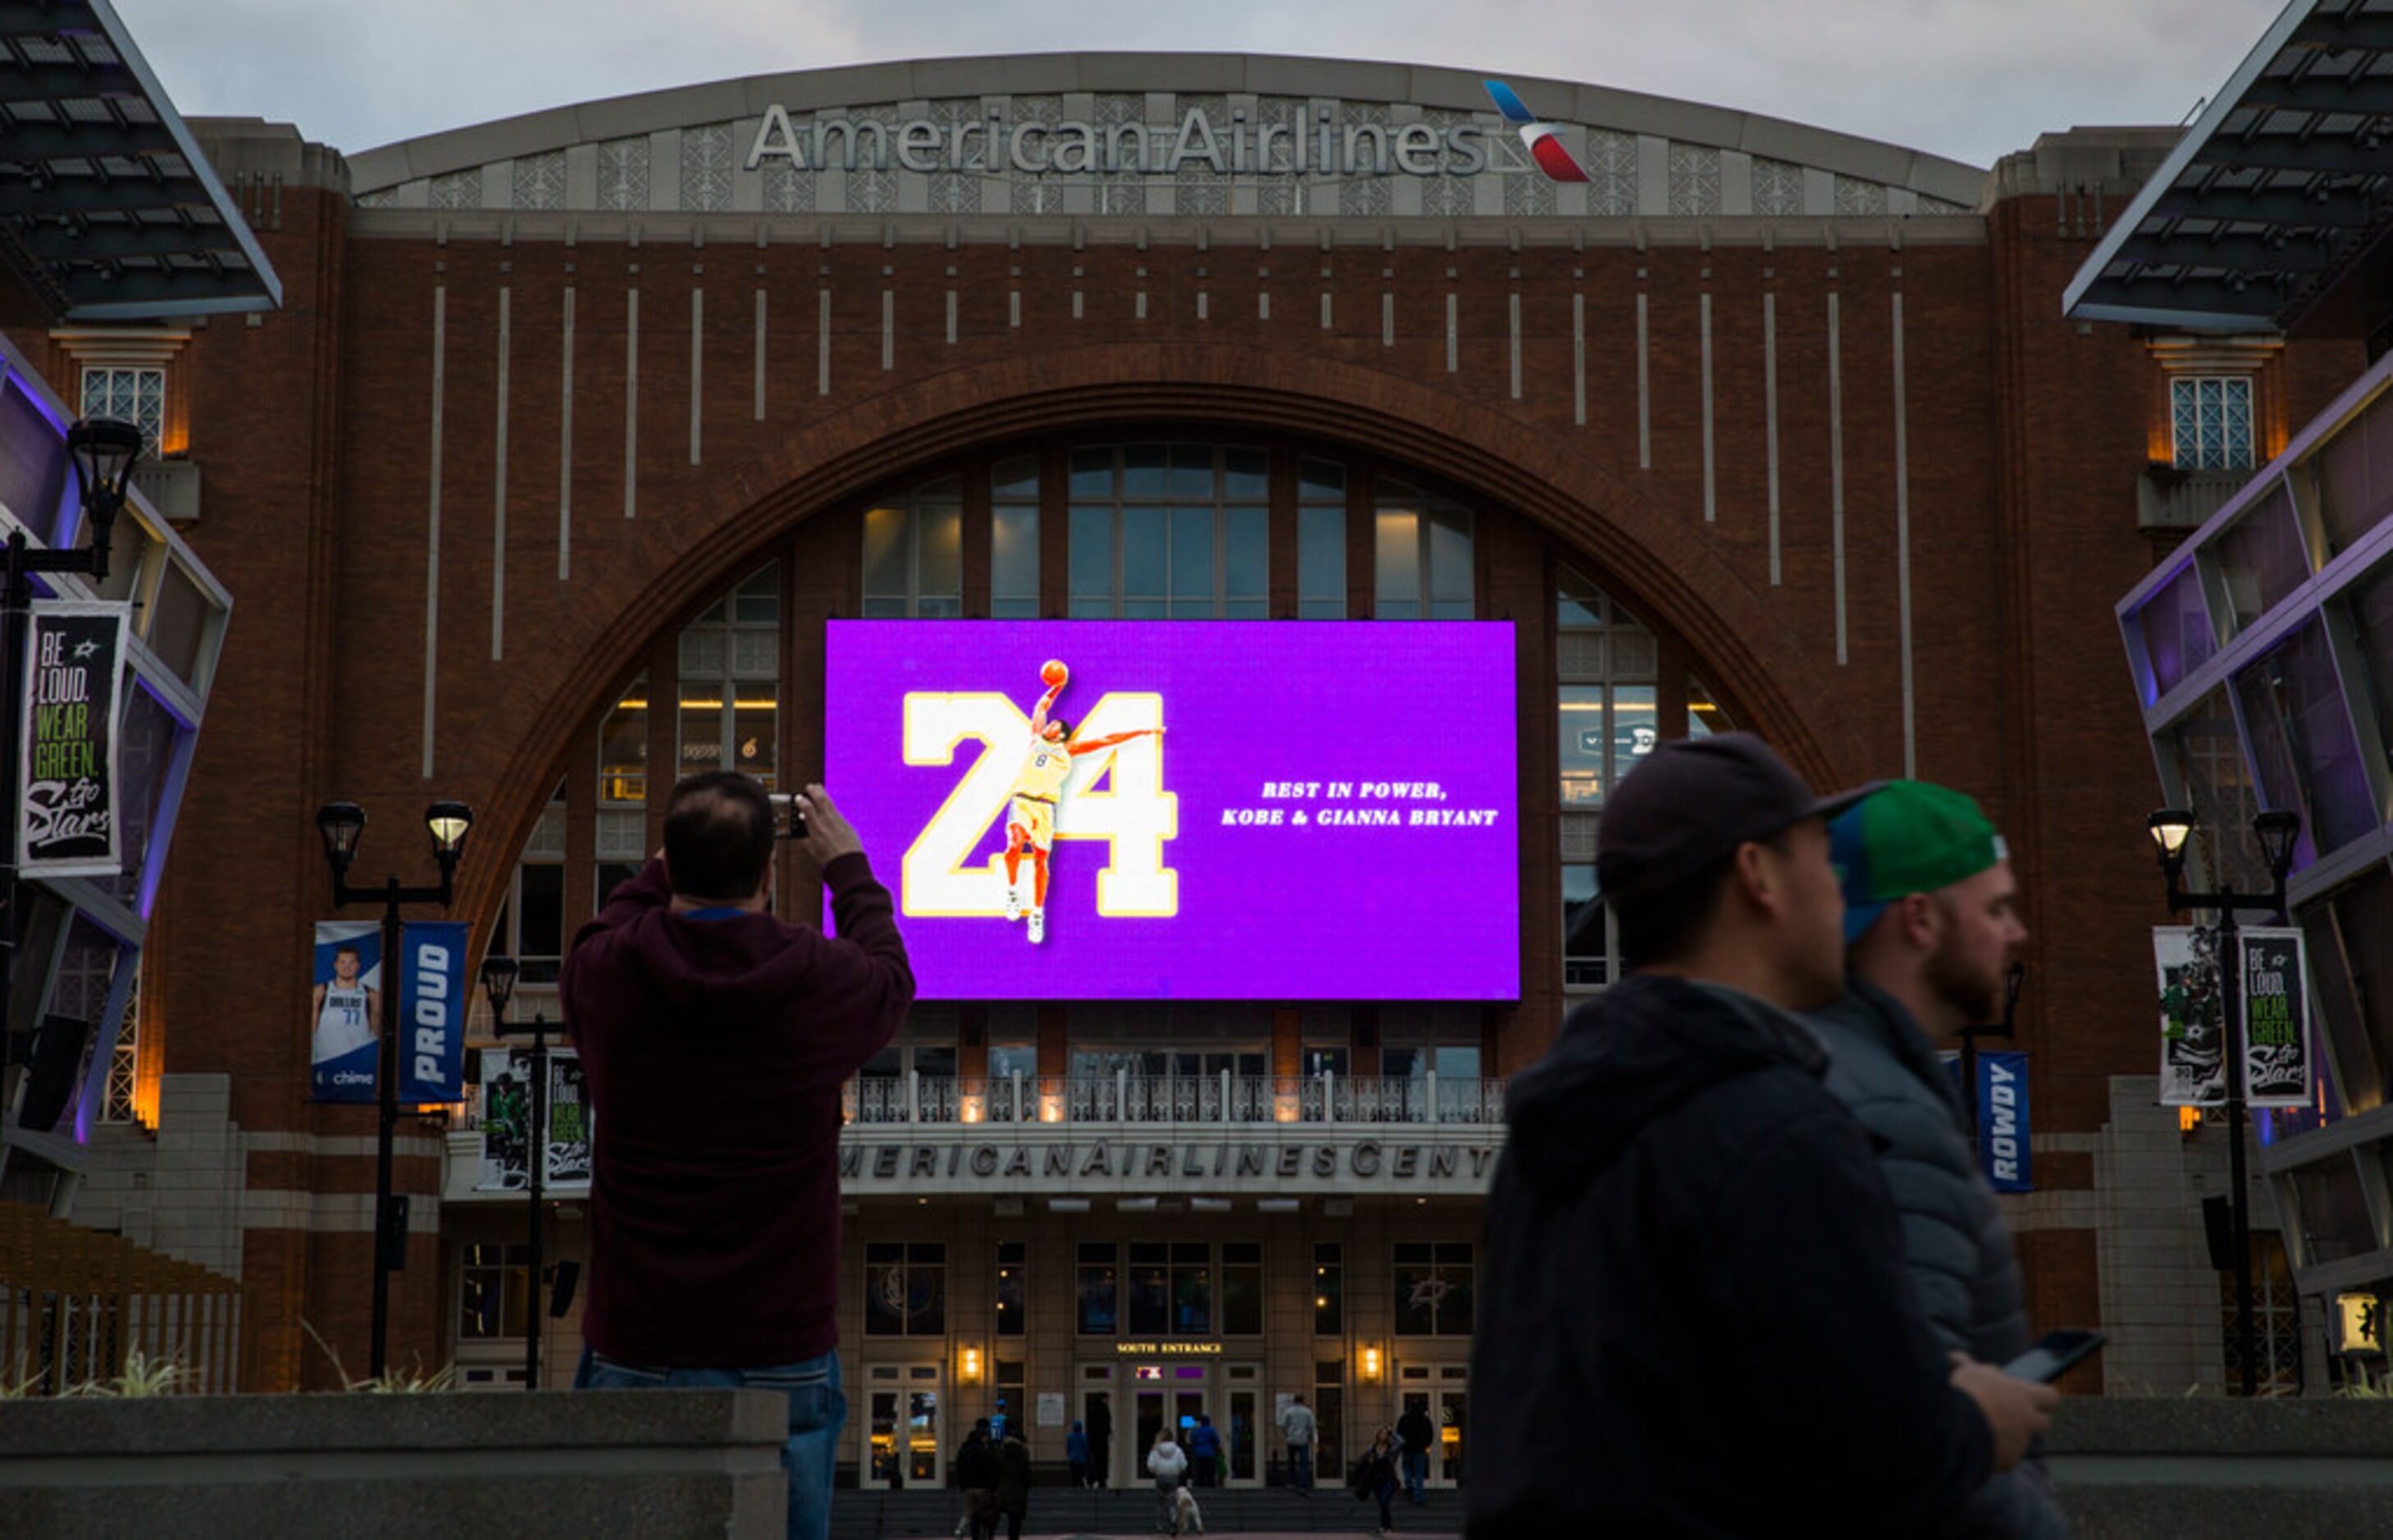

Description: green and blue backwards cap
[1830,780,2008,944]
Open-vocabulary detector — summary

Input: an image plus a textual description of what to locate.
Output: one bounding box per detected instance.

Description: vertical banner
[2154,925,2228,1107]
[1976,1051,2032,1194]
[474,1045,593,1193]
[2239,927,2312,1109]
[19,600,127,879]
[399,920,467,1105]
[308,920,382,1104]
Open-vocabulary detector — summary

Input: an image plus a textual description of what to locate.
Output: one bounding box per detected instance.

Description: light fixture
[426,800,475,862]
[65,416,142,576]
[960,1346,983,1383]
[480,955,519,1018]
[2147,808,2195,863]
[2253,809,2301,882]
[1360,1345,1382,1381]
[316,801,366,877]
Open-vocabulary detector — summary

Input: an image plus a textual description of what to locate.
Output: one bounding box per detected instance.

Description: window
[81,366,166,453]
[491,861,566,985]
[996,1241,1027,1337]
[1314,1360,1345,1488]
[597,677,648,805]
[459,1243,531,1340]
[1313,1243,1343,1336]
[1562,863,1609,990]
[1222,1242,1263,1335]
[1078,1242,1119,1334]
[101,962,140,1123]
[864,476,963,617]
[1298,458,1347,617]
[991,458,1041,617]
[1129,1241,1212,1333]
[1374,480,1473,618]
[864,1242,946,1336]
[1556,569,1660,808]
[993,1357,1028,1441]
[1068,443,1268,617]
[677,567,780,788]
[2222,1234,2304,1398]
[2172,376,2254,472]
[2234,619,2372,861]
[1392,1242,1474,1336]
[1689,676,1735,737]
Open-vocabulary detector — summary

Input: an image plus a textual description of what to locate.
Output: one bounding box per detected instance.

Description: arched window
[1557,566,1657,991]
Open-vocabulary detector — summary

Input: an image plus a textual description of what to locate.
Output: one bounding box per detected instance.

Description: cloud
[112,0,2286,167]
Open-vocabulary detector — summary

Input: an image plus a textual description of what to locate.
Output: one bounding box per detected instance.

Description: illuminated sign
[1116,1342,1224,1357]
[823,622,1520,1000]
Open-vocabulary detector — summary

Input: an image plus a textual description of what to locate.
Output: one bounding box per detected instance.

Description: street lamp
[2146,804,2300,1397]
[317,796,474,1379]
[481,952,555,1392]
[0,418,143,1080]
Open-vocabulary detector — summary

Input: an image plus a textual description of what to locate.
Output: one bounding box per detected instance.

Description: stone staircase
[829,1486,1465,1538]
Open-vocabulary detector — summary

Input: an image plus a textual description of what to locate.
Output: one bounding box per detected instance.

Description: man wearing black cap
[1465,734,2057,1537]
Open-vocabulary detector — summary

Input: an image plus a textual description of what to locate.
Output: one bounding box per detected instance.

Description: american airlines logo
[1484,80,1589,183]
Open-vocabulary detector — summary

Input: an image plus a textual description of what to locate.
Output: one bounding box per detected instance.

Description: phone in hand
[2003,1329,2104,1383]
[768,793,808,841]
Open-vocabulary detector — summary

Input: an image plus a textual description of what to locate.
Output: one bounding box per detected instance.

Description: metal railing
[841,1072,1506,1127]
[0,1204,252,1395]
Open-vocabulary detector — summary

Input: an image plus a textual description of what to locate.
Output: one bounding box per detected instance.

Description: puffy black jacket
[1465,974,1992,1538]
[1807,983,2068,1539]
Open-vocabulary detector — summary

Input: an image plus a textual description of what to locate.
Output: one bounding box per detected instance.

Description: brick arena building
[13,52,2365,1476]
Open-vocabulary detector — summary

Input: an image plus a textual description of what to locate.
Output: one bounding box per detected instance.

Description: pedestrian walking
[1187,1412,1221,1488]
[1278,1393,1315,1495]
[994,1428,1032,1540]
[1466,734,2058,1535]
[563,774,912,1540]
[953,1420,999,1540]
[1146,1427,1190,1535]
[1395,1401,1434,1504]
[1808,780,2072,1538]
[1066,1419,1091,1489]
[1352,1425,1399,1535]
[1087,1392,1113,1488]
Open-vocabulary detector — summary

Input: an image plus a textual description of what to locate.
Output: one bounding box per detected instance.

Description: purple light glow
[823,621,1520,1000]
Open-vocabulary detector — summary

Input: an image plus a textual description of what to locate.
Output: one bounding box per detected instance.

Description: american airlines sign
[744,80,1581,182]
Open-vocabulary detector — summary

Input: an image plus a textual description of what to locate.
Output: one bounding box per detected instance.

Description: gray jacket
[1806,982,2068,1540]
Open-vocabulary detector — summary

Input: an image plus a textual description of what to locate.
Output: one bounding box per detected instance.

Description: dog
[1171,1482,1205,1535]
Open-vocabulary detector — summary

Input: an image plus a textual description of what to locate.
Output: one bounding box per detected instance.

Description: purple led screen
[823,621,1519,1000]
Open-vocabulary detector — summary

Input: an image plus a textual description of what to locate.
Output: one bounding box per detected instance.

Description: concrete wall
[0,1388,786,1539]
[2049,1397,2393,1538]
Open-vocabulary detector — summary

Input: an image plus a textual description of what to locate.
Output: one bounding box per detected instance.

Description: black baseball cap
[1597,732,1876,903]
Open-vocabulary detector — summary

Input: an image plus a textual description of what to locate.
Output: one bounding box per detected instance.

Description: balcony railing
[841,1073,1506,1128]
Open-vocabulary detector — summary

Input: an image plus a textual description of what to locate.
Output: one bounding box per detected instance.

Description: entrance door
[863,1364,942,1489]
[1227,1375,1260,1485]
[1396,1362,1468,1488]
[1077,1365,1119,1488]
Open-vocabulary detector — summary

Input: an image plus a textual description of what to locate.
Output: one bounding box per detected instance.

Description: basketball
[1041,659,1068,686]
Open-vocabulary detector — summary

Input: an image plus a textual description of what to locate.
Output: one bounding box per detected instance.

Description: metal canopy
[2064,0,2393,331]
[0,1,278,321]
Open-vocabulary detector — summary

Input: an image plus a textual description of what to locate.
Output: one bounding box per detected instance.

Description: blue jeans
[576,1345,845,1540]
[1402,1448,1427,1502]
[1289,1442,1312,1492]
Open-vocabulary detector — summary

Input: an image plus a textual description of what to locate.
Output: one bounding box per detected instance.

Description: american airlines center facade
[25,52,2370,1469]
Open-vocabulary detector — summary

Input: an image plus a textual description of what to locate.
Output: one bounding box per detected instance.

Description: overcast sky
[111,0,2288,171]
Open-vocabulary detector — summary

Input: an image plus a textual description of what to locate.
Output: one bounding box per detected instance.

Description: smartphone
[768,793,808,841]
[2003,1328,2104,1383]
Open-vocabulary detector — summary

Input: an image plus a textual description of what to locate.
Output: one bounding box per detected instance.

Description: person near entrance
[1279,1393,1316,1495]
[994,1425,1032,1540]
[1808,781,2070,1538]
[1467,734,2058,1535]
[1067,1419,1092,1488]
[1147,1425,1192,1535]
[1187,1412,1222,1487]
[1395,1400,1434,1506]
[952,1419,999,1540]
[563,772,914,1540]
[1087,1392,1114,1488]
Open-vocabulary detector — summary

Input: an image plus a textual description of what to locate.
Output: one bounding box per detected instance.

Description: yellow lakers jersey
[1012,739,1072,800]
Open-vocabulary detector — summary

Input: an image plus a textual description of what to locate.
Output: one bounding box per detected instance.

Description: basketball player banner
[308,918,470,1105]
[16,600,128,880]
[473,1046,592,1193]
[824,620,1520,1000]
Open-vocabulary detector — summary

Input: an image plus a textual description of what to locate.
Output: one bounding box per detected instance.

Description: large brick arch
[462,344,1856,921]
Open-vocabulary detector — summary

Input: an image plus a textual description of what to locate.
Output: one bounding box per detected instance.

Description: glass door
[863,1365,942,1488]
[1228,1374,1260,1484]
[1436,1379,1466,1488]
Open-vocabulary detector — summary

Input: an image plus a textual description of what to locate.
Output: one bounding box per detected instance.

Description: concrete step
[830,1487,1465,1538]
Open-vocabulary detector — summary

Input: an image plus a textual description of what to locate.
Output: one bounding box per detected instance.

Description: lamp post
[317,797,475,1380]
[480,953,552,1392]
[2147,804,2301,1398]
[0,418,140,1077]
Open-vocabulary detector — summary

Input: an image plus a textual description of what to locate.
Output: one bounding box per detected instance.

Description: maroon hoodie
[560,853,912,1367]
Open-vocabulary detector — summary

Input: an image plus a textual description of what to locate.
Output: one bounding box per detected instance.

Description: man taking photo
[1809,779,2068,1538]
[563,772,914,1540]
[1468,735,2055,1536]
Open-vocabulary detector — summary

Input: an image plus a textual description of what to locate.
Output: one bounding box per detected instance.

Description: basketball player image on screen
[1003,659,1161,944]
[311,945,379,1066]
